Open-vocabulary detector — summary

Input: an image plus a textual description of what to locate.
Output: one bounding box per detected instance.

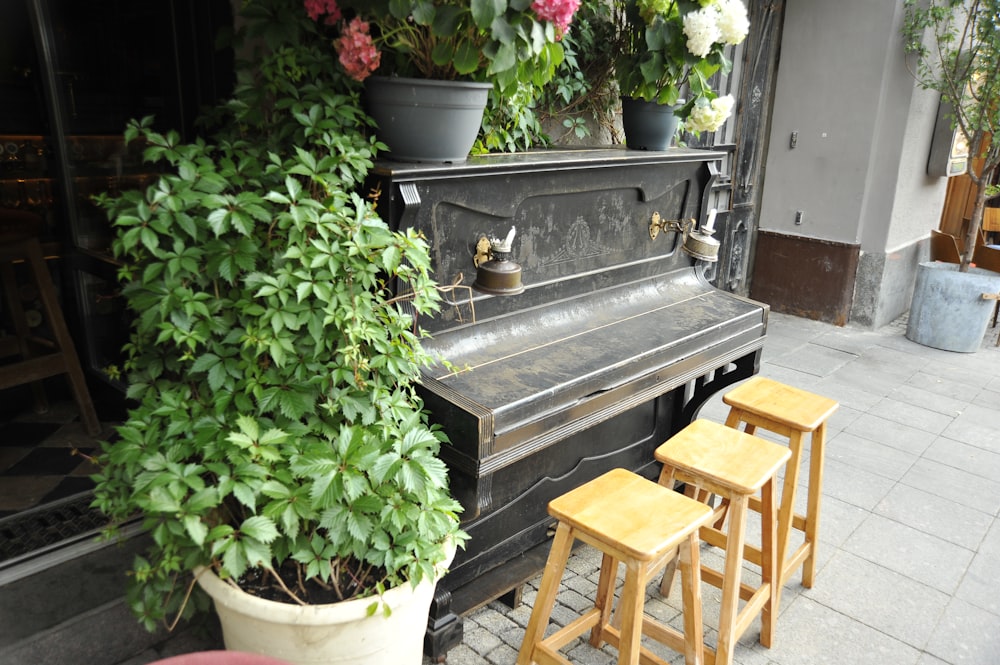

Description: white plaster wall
[759,0,946,252]
[885,81,949,251]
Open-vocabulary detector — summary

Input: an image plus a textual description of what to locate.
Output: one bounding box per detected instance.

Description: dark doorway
[0,0,232,565]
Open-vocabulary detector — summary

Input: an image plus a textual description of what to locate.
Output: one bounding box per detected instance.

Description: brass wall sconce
[473,226,525,295]
[648,209,720,263]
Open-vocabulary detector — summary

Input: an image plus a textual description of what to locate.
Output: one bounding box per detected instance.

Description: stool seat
[656,418,793,495]
[548,467,716,561]
[517,468,715,665]
[723,376,838,433]
[656,420,791,665]
[722,376,838,592]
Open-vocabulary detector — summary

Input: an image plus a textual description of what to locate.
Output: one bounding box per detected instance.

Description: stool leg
[656,481,708,599]
[776,430,804,587]
[759,475,778,648]
[517,521,574,665]
[678,531,705,665]
[715,492,748,665]
[589,553,617,648]
[714,406,755,531]
[616,559,646,665]
[657,465,681,598]
[802,424,826,588]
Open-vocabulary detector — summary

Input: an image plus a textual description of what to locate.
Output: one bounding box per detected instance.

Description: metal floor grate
[0,491,109,564]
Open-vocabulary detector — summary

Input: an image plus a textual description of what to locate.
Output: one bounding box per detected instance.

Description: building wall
[752,0,949,327]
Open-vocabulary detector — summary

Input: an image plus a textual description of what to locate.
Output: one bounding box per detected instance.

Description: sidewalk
[428,311,1000,665]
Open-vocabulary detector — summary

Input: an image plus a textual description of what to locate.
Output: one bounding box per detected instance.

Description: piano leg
[424,587,463,662]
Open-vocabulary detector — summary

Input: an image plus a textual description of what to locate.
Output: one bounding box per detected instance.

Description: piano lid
[419,267,767,474]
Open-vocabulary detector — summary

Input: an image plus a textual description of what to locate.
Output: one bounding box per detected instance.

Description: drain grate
[0,491,110,564]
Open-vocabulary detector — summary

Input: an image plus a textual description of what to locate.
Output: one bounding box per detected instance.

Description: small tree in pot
[903,0,1000,271]
[90,0,465,655]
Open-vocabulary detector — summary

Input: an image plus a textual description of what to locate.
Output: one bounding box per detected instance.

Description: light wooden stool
[655,419,791,665]
[516,468,715,665]
[722,376,838,590]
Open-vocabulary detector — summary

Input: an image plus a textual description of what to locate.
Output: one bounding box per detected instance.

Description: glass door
[3,0,233,399]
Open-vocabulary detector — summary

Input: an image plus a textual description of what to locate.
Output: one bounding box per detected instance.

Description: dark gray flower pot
[621,97,680,151]
[365,76,491,163]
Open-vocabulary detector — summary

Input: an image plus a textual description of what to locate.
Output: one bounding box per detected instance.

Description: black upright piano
[368,148,768,659]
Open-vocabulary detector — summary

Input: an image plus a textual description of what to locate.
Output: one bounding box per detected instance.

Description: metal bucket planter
[620,97,680,151]
[364,76,491,163]
[905,261,1000,352]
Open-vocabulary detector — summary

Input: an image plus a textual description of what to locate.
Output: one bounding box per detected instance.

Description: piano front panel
[376,149,719,331]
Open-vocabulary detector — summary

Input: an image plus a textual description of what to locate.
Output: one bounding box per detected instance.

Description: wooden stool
[0,215,100,436]
[516,468,715,665]
[655,419,791,665]
[722,376,838,590]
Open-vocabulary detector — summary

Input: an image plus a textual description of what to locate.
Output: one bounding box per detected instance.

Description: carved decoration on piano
[548,217,605,264]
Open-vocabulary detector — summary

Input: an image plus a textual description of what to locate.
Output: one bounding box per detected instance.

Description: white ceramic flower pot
[194,544,454,665]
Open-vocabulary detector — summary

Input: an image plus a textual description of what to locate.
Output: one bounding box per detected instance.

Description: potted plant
[902,0,1000,352]
[612,0,749,149]
[91,1,466,662]
[303,0,583,161]
[535,0,621,146]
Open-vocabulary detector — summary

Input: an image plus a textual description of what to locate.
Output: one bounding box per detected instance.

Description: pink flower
[531,0,581,39]
[334,18,381,82]
[304,0,341,26]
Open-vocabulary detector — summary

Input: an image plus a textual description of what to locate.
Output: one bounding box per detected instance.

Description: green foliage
[90,0,464,631]
[903,0,1000,270]
[535,0,620,143]
[477,86,549,153]
[612,0,746,121]
[474,0,621,151]
[336,0,570,98]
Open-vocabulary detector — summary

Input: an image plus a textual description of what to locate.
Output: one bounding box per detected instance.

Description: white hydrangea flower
[716,0,750,45]
[683,6,721,58]
[685,94,735,133]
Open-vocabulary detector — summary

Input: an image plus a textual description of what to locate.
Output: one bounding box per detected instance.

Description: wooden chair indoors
[0,209,101,435]
[929,228,962,263]
[929,227,988,264]
[973,243,1000,346]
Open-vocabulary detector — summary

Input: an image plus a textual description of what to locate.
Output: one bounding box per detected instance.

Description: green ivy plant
[91,0,465,631]
[476,0,620,152]
[535,0,619,144]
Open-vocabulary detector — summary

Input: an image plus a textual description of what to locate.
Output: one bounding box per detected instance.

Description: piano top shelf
[372,146,727,179]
